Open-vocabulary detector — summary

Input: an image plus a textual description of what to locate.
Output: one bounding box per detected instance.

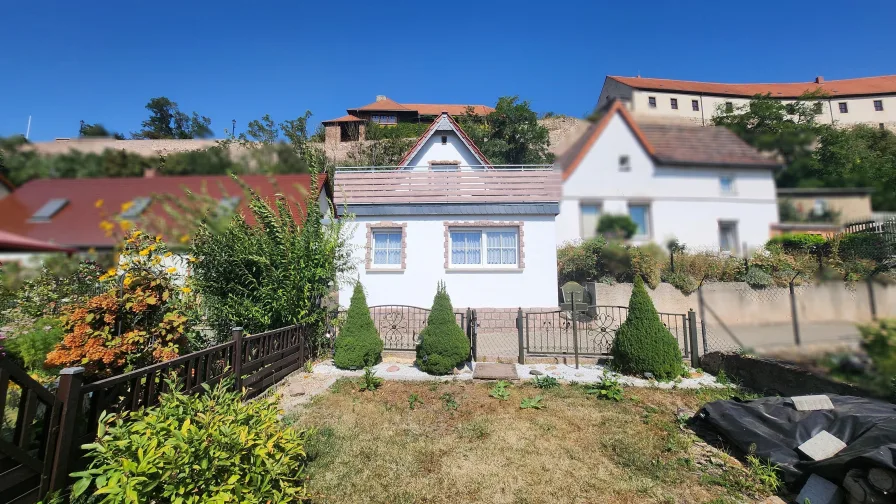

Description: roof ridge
[610,74,896,86]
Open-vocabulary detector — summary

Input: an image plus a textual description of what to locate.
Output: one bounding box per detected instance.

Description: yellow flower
[155,235,162,243]
[188,256,197,263]
[94,199,104,208]
[120,201,134,212]
[164,252,172,258]
[181,287,192,293]
[167,267,177,274]
[119,220,134,231]
[99,220,115,232]
[123,275,132,287]
[179,234,190,244]
[139,248,150,256]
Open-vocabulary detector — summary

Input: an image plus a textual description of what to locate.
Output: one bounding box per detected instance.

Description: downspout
[700,94,706,126]
[828,99,835,124]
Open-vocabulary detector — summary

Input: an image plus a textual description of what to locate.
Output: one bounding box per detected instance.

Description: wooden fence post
[49,366,84,493]
[516,308,525,365]
[687,310,700,369]
[232,327,244,393]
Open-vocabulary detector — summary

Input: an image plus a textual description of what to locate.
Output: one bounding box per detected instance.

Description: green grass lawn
[285,379,772,504]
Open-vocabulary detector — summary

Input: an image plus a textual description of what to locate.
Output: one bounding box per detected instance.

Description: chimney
[815,76,824,84]
[375,95,387,102]
[144,167,157,178]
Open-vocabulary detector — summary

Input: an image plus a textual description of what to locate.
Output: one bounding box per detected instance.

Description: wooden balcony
[333,166,560,205]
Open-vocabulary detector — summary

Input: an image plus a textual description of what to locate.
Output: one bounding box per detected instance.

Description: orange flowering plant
[45,231,191,379]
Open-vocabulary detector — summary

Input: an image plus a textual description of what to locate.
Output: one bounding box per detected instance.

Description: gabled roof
[0,174,329,249]
[320,114,365,124]
[0,229,74,253]
[607,74,896,99]
[345,96,493,116]
[556,101,780,181]
[348,97,412,113]
[397,112,490,167]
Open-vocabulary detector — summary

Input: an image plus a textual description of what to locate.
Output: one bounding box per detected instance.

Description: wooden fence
[0,323,312,504]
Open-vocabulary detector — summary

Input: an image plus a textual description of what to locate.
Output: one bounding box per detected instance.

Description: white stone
[797,430,847,461]
[796,474,844,504]
[792,395,835,411]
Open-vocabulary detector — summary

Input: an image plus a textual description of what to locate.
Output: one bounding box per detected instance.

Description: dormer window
[29,198,68,223]
[120,197,152,219]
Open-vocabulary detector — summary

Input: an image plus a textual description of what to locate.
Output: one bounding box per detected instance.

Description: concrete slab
[792,394,835,411]
[796,474,844,504]
[798,430,848,461]
[473,363,519,381]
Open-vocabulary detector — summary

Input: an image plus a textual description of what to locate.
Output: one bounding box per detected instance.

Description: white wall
[556,112,779,250]
[339,214,558,309]
[404,130,483,169]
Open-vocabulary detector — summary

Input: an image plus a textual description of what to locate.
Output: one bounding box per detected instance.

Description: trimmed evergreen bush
[416,281,470,375]
[333,283,383,369]
[611,276,684,380]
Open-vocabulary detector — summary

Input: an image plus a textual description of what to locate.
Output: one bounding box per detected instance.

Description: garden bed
[285,379,773,504]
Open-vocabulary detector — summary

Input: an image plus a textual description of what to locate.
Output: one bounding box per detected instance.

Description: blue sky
[2,0,894,141]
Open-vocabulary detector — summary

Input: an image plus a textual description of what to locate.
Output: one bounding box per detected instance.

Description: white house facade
[554,101,780,253]
[334,112,561,310]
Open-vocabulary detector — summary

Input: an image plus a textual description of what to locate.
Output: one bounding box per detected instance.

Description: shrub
[4,317,64,373]
[416,282,470,375]
[630,244,664,289]
[744,267,774,289]
[557,236,606,283]
[333,283,383,369]
[72,379,309,503]
[600,241,632,281]
[662,271,699,295]
[597,214,638,240]
[14,261,105,318]
[837,233,890,262]
[610,276,684,380]
[858,318,896,376]
[766,233,827,254]
[749,246,817,286]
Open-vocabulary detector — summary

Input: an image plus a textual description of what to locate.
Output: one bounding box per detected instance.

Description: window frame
[580,202,602,239]
[444,222,524,270]
[648,96,657,108]
[670,98,678,110]
[365,222,407,271]
[718,220,739,254]
[724,102,734,113]
[627,203,651,239]
[618,155,631,172]
[874,100,884,112]
[838,102,848,113]
[692,99,700,111]
[719,175,736,195]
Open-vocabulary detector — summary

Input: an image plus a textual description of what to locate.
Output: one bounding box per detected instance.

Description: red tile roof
[349,97,412,112]
[556,101,779,181]
[321,114,365,124]
[396,113,490,167]
[0,175,328,249]
[608,75,896,98]
[346,97,493,116]
[0,174,14,192]
[0,229,74,253]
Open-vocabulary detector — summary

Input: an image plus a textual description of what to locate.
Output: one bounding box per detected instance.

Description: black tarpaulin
[694,395,896,485]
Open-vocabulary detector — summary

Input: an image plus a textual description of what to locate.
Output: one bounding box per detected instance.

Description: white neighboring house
[334,112,561,310]
[554,101,781,253]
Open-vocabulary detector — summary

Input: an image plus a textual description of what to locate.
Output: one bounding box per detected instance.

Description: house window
[372,231,402,266]
[692,100,699,111]
[881,123,886,130]
[648,96,657,108]
[618,155,631,172]
[813,102,824,114]
[372,114,397,125]
[628,204,650,238]
[441,135,448,145]
[718,221,739,253]
[725,102,734,113]
[449,228,519,268]
[720,175,735,194]
[839,102,848,113]
[580,204,601,239]
[430,161,460,172]
[812,199,828,216]
[670,98,678,110]
[874,100,884,112]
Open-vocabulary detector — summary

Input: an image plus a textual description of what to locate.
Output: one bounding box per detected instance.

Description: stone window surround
[443,221,525,270]
[365,221,407,271]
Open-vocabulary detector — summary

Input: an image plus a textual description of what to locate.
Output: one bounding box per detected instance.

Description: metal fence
[330,305,467,352]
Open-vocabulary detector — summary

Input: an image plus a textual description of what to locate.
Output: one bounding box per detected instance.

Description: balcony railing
[333,165,560,205]
[335,164,554,173]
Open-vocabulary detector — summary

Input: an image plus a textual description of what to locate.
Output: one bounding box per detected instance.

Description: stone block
[797,430,847,461]
[792,394,835,411]
[796,474,844,504]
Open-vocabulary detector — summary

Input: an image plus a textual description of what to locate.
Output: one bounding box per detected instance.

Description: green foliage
[778,199,840,223]
[858,318,896,377]
[459,96,553,164]
[131,96,213,139]
[190,174,352,344]
[520,395,545,409]
[531,375,559,389]
[489,380,511,400]
[597,214,639,240]
[766,233,827,254]
[13,261,105,318]
[661,271,699,295]
[745,454,782,495]
[358,367,384,392]
[611,277,684,380]
[837,232,891,262]
[408,393,422,409]
[585,376,624,401]
[557,236,606,284]
[3,317,64,373]
[365,121,429,140]
[815,124,896,211]
[71,379,309,503]
[440,392,459,411]
[80,122,124,139]
[333,283,383,369]
[415,282,470,375]
[744,267,774,289]
[630,244,665,289]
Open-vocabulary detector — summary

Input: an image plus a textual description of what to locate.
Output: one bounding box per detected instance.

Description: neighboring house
[321,95,493,145]
[0,174,331,254]
[553,101,781,253]
[0,229,74,265]
[333,112,560,310]
[772,187,875,237]
[597,74,896,131]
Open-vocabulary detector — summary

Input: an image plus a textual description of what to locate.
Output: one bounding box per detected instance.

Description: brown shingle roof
[0,175,328,249]
[349,97,412,112]
[608,75,896,98]
[346,96,493,116]
[556,101,779,180]
[320,114,365,124]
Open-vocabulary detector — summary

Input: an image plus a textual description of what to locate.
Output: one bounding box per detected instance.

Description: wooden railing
[0,323,313,504]
[334,168,562,205]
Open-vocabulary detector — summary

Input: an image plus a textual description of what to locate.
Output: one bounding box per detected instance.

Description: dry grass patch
[285,379,761,504]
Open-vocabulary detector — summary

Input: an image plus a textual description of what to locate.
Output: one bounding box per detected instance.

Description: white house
[554,101,781,252]
[334,112,561,310]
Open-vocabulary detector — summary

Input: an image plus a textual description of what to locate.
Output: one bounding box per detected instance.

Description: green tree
[597,214,638,240]
[610,276,684,380]
[79,121,125,139]
[239,114,279,145]
[333,283,383,369]
[460,96,553,164]
[415,282,470,375]
[132,97,213,139]
[814,125,896,211]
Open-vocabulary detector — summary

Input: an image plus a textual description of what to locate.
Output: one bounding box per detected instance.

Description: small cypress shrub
[333,283,383,369]
[416,281,470,375]
[611,276,684,380]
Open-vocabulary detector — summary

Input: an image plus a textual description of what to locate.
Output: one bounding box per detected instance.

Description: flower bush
[45,231,190,378]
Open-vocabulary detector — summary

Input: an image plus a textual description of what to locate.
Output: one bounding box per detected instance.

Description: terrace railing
[333,165,560,206]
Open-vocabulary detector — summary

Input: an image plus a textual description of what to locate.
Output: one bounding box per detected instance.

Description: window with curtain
[372,231,402,266]
[580,204,601,238]
[450,228,519,267]
[628,204,650,237]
